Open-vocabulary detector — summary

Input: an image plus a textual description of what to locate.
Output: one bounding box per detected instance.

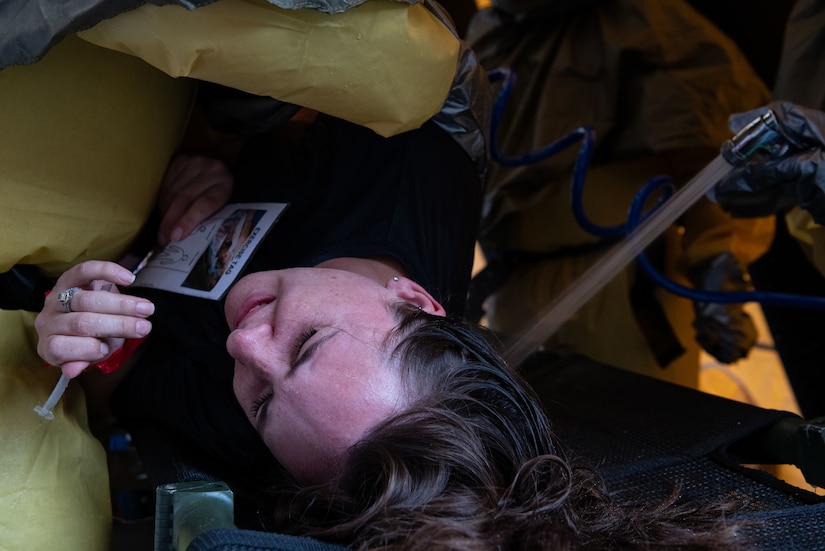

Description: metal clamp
[155,480,235,551]
[721,109,801,165]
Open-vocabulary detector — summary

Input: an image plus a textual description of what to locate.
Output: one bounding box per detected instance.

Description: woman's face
[224,267,443,483]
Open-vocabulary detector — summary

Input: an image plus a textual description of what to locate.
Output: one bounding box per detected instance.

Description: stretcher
[144,352,825,550]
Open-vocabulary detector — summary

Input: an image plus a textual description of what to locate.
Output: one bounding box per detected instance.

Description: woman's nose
[226,323,275,370]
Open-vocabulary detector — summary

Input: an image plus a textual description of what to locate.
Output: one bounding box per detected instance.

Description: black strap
[0,265,53,311]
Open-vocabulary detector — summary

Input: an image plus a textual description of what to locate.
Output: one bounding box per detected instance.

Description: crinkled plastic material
[0,34,193,549]
[0,34,194,277]
[0,310,111,551]
[0,0,211,70]
[429,34,492,176]
[0,0,418,70]
[267,0,416,15]
[77,0,459,139]
[0,0,491,175]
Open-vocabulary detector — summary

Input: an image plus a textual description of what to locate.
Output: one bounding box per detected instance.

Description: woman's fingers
[40,333,115,368]
[60,360,95,379]
[157,154,234,245]
[34,260,154,376]
[37,311,151,366]
[51,261,136,296]
[53,287,154,318]
[57,310,152,339]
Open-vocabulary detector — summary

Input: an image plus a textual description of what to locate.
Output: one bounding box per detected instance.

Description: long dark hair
[261,304,746,550]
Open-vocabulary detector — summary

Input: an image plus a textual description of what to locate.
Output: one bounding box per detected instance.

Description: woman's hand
[34,261,155,378]
[157,154,234,246]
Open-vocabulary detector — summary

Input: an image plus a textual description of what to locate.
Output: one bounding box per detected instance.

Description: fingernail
[136,301,155,316]
[136,320,152,336]
[171,227,183,242]
[100,342,110,356]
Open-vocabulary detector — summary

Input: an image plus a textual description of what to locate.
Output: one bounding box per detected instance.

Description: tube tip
[33,405,55,420]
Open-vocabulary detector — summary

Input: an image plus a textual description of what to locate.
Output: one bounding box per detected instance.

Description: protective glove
[688,252,758,364]
[711,101,825,223]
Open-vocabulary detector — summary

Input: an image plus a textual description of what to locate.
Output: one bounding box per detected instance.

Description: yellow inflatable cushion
[0,310,111,550]
[0,34,195,277]
[0,34,194,550]
[78,0,459,138]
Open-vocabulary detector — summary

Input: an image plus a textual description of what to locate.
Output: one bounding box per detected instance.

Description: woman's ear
[386,276,446,317]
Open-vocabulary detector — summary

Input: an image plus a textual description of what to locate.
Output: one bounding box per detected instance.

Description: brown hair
[261,305,747,550]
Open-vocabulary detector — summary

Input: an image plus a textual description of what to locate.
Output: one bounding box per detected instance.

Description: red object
[43,289,146,374]
[95,337,147,374]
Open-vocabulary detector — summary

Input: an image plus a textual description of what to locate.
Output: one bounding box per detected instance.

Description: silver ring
[57,287,81,313]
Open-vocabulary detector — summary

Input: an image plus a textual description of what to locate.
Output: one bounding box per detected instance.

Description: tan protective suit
[468,0,773,386]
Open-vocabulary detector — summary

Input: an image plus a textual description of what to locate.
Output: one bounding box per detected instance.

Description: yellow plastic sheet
[0,34,195,278]
[0,310,111,551]
[0,34,194,550]
[78,0,459,137]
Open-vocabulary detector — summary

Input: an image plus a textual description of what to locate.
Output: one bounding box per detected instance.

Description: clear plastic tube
[33,373,71,420]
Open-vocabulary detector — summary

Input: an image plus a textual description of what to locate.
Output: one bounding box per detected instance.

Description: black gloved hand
[710,101,825,223]
[688,252,758,364]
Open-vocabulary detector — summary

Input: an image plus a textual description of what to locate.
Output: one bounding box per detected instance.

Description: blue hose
[488,66,825,310]
[627,176,825,309]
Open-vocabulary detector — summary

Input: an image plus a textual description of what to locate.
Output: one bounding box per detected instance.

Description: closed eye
[250,392,273,422]
[292,328,318,367]
[292,329,340,370]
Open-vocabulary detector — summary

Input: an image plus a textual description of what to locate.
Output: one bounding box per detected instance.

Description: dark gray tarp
[0,0,212,69]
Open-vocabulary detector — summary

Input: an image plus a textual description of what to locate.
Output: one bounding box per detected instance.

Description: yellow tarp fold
[1,34,194,550]
[79,0,459,137]
[0,310,111,551]
[0,34,195,277]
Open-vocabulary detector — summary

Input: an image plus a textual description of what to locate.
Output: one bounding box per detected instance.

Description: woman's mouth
[233,294,275,330]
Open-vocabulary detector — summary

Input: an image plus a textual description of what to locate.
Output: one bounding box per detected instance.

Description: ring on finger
[57,287,81,313]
